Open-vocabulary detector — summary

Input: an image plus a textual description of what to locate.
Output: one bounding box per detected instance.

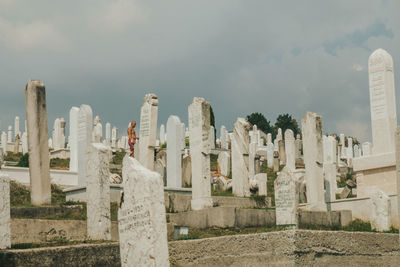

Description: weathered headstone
[69,107,79,172]
[105,122,111,146]
[77,104,93,186]
[21,132,28,154]
[118,156,169,266]
[209,125,215,149]
[368,49,397,155]
[112,126,118,148]
[396,126,400,239]
[254,173,267,196]
[273,151,280,172]
[231,118,251,197]
[14,116,20,138]
[370,188,391,231]
[275,167,298,226]
[1,132,6,154]
[92,116,103,143]
[86,143,111,240]
[295,134,302,160]
[25,80,51,205]
[323,135,337,164]
[249,142,257,182]
[324,163,337,203]
[354,144,360,158]
[278,140,286,165]
[182,153,192,187]
[284,129,295,171]
[266,141,274,169]
[217,151,230,177]
[188,97,213,209]
[301,112,326,211]
[138,94,158,170]
[166,115,182,188]
[159,124,165,144]
[7,126,12,143]
[220,125,228,149]
[0,173,10,249]
[180,122,186,150]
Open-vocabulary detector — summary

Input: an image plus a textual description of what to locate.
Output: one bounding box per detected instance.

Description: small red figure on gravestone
[127,121,136,156]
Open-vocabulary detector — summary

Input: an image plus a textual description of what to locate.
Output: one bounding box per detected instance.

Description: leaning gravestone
[118,156,169,266]
[0,173,10,249]
[86,143,111,240]
[274,167,298,227]
[217,151,230,177]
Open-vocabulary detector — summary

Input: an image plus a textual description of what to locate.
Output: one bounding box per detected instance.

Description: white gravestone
[368,48,397,155]
[285,129,295,171]
[25,80,51,205]
[324,163,337,203]
[301,112,327,211]
[159,124,165,144]
[7,126,12,143]
[188,97,213,210]
[218,151,230,177]
[118,156,169,267]
[69,107,79,172]
[105,122,111,146]
[354,144,360,158]
[0,173,11,249]
[362,142,372,156]
[1,132,7,155]
[266,141,274,169]
[180,122,186,150]
[370,188,391,231]
[254,173,267,196]
[86,143,111,240]
[323,135,337,164]
[209,125,215,149]
[14,116,20,138]
[21,132,28,154]
[295,134,302,161]
[167,115,182,188]
[92,116,103,143]
[231,118,251,197]
[138,94,158,170]
[275,167,298,226]
[111,126,118,148]
[77,104,93,186]
[220,125,228,149]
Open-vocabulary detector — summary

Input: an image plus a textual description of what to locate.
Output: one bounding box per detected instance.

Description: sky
[0,0,399,142]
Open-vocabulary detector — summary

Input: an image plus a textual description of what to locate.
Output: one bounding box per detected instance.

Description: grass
[4,152,23,162]
[11,238,114,249]
[171,219,399,241]
[50,158,70,169]
[211,188,234,197]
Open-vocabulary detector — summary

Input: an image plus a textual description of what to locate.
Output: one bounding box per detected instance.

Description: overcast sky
[0,0,399,142]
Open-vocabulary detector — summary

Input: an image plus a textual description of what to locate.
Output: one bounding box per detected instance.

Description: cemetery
[0,48,399,266]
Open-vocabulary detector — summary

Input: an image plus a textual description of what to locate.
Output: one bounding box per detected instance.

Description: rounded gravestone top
[369,48,393,68]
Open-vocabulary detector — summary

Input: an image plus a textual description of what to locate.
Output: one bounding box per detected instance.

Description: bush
[17,153,29,167]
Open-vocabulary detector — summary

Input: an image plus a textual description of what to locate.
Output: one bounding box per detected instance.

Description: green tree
[274,114,300,137]
[246,112,273,134]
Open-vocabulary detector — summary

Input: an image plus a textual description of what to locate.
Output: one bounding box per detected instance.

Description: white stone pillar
[370,188,391,231]
[209,125,215,149]
[231,118,251,197]
[217,151,230,176]
[159,124,165,144]
[69,107,79,172]
[301,111,326,211]
[14,116,20,138]
[21,132,28,154]
[138,94,158,170]
[285,129,295,171]
[25,80,51,205]
[118,156,169,267]
[7,126,12,143]
[220,126,228,149]
[188,97,213,210]
[1,132,7,155]
[105,122,111,146]
[86,143,111,240]
[111,126,118,148]
[0,173,10,249]
[324,163,337,203]
[77,104,93,186]
[166,115,182,188]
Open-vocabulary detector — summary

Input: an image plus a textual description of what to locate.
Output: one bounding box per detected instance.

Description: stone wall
[1,230,399,266]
